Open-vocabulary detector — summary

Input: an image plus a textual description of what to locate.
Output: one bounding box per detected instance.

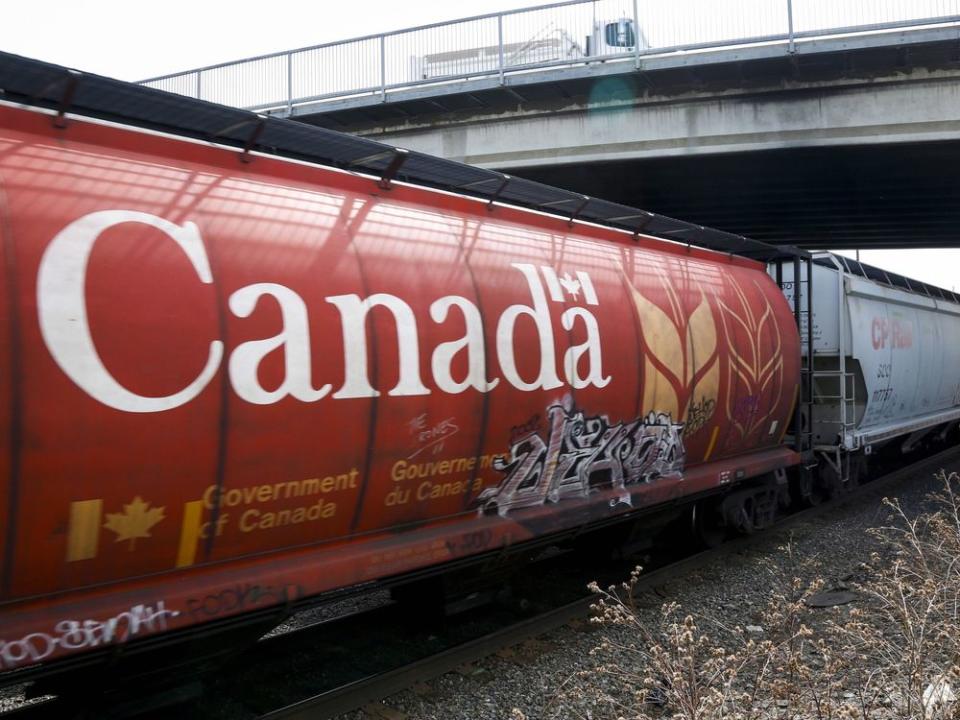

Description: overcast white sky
[1,1,538,80]
[3,0,957,291]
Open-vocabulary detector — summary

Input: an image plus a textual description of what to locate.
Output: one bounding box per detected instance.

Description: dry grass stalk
[540,470,960,720]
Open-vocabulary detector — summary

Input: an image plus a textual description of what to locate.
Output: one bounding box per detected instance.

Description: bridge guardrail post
[380,35,387,101]
[498,14,505,85]
[632,0,641,69]
[286,53,293,116]
[195,71,201,101]
[787,0,796,54]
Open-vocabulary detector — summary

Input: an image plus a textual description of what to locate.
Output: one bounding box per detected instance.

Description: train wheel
[818,461,847,500]
[691,501,726,548]
[847,455,869,489]
[790,467,824,507]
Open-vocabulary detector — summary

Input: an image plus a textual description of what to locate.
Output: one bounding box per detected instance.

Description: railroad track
[253,444,960,720]
[5,445,957,720]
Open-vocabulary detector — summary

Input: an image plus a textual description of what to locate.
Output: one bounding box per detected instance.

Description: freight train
[0,53,958,696]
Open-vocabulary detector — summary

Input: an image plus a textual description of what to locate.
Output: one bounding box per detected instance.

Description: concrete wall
[363,71,960,170]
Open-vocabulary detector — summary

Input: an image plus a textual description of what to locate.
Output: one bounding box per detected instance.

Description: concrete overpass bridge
[142,1,960,248]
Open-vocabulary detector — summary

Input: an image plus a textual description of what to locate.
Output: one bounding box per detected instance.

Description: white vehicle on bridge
[411,17,648,81]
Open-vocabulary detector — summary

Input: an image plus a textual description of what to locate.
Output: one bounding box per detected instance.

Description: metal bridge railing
[139,0,960,115]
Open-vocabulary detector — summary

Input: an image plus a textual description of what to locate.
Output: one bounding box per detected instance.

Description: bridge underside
[306,31,960,250]
[514,141,960,249]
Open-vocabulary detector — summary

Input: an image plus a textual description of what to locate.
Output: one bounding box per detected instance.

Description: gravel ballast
[342,458,960,720]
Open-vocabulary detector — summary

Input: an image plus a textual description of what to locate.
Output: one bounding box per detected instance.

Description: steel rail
[255,444,960,720]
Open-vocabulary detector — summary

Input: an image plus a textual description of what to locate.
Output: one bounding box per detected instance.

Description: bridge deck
[137,0,960,122]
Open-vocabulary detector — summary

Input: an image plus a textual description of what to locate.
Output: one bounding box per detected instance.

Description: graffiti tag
[477,400,684,516]
[185,583,303,619]
[685,396,717,436]
[731,395,761,424]
[509,414,541,445]
[408,414,460,459]
[0,602,178,669]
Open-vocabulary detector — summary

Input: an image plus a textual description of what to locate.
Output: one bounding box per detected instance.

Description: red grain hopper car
[0,54,800,681]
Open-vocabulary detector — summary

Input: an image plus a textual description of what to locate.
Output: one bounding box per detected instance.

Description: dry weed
[544,470,960,720]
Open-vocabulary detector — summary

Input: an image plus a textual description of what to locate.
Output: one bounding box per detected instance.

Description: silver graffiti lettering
[0,602,179,669]
[478,400,685,516]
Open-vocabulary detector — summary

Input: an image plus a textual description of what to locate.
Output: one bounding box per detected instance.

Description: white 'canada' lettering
[37,211,611,412]
[37,211,223,413]
[228,283,332,404]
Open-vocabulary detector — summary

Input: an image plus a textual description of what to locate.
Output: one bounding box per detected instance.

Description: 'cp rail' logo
[871,316,913,350]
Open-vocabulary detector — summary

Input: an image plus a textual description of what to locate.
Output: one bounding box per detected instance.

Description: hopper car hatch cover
[814,254,960,306]
[0,51,801,264]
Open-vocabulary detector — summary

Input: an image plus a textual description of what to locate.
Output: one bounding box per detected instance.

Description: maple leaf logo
[103,496,165,550]
[560,272,581,300]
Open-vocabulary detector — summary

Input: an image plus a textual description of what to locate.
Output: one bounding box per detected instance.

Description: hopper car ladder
[809,368,857,485]
[809,252,861,487]
[772,252,815,460]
